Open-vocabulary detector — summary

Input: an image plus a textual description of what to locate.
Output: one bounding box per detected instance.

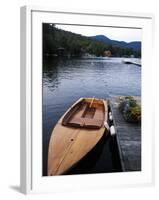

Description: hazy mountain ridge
[91,35,141,51]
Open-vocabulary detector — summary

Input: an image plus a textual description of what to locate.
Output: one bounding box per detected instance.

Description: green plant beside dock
[119,96,141,123]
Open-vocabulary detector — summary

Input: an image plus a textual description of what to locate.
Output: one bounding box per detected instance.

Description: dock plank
[110,96,141,171]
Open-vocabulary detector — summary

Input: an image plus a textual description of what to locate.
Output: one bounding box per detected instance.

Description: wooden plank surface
[110,96,141,171]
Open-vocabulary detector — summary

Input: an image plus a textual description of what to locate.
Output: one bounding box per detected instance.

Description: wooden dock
[109,96,141,171]
[123,59,141,67]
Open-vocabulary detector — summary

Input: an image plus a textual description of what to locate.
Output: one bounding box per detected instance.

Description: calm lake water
[42,57,141,176]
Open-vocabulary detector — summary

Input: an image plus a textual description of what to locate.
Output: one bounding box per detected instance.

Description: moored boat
[48,97,108,176]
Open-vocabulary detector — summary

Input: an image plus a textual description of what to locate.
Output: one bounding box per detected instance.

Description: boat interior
[62,98,105,129]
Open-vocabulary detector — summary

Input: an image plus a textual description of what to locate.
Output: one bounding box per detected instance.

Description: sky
[55,24,142,43]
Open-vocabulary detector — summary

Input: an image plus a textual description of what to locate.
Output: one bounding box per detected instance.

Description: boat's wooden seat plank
[93,107,104,120]
[84,118,103,127]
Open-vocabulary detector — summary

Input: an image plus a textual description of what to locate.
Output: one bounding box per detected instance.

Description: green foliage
[119,96,141,123]
[43,23,141,58]
[123,105,141,122]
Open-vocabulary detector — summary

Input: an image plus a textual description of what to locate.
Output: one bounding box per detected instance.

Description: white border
[20,6,154,194]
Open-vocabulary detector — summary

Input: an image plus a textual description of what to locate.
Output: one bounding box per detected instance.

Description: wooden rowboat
[48,97,108,176]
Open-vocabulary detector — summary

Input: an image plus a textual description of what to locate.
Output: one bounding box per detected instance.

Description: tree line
[43,23,141,58]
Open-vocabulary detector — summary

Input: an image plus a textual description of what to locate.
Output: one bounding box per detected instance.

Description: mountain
[43,24,141,57]
[91,35,141,51]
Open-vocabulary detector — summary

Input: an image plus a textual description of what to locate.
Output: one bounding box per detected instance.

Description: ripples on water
[42,57,141,175]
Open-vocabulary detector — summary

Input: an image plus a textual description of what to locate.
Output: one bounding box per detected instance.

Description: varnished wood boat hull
[48,98,108,176]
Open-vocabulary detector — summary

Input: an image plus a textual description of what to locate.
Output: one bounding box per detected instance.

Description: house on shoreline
[103,50,112,57]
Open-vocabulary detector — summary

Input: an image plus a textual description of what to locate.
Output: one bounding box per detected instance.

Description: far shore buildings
[103,50,112,57]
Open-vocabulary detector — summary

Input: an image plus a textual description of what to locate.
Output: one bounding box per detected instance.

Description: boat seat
[62,101,105,129]
[93,107,104,120]
[68,116,103,128]
[83,118,103,128]
[68,117,84,127]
